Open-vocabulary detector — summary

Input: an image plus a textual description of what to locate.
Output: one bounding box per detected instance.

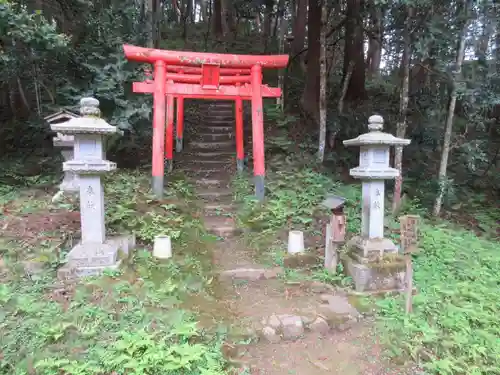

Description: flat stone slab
[219,267,283,281]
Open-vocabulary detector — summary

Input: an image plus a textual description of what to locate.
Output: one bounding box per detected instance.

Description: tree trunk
[291,0,307,56]
[200,0,208,21]
[301,0,322,124]
[318,0,327,162]
[213,0,223,36]
[146,0,154,47]
[276,10,288,111]
[433,0,471,216]
[392,5,412,214]
[263,0,274,49]
[342,0,367,101]
[366,4,383,78]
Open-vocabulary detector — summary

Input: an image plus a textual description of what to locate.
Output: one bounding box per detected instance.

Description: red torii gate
[123,44,288,200]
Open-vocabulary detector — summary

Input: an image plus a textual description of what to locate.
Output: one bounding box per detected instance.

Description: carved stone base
[343,236,406,292]
[58,235,135,279]
[347,236,399,260]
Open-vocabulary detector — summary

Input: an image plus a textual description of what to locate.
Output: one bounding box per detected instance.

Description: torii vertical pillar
[176,96,185,152]
[251,64,265,200]
[165,90,175,173]
[235,97,244,172]
[152,61,167,198]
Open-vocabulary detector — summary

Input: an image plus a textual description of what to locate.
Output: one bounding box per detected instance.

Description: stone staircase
[181,101,239,237]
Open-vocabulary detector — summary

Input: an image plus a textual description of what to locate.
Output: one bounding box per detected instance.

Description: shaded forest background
[1,0,499,220]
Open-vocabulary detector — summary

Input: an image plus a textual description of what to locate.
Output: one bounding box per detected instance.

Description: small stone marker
[399,215,420,253]
[342,115,410,292]
[321,195,346,271]
[51,98,135,278]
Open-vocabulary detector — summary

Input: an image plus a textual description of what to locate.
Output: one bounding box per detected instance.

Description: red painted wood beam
[152,61,167,198]
[176,96,184,152]
[165,72,252,84]
[165,93,175,171]
[167,66,251,75]
[133,81,281,98]
[251,64,265,200]
[235,97,244,172]
[123,44,289,69]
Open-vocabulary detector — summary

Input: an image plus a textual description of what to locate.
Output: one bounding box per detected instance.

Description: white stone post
[50,98,135,279]
[342,115,411,292]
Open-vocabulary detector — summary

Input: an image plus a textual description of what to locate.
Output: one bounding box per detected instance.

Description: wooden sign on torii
[123,44,289,200]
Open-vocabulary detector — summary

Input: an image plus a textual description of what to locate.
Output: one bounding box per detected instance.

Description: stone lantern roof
[343,115,411,147]
[50,98,122,135]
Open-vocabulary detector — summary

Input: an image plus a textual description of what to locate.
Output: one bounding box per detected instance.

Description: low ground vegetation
[232,134,500,375]
[0,166,228,375]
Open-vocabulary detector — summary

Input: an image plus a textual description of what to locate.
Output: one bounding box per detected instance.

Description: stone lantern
[342,115,410,292]
[45,109,80,193]
[51,97,135,278]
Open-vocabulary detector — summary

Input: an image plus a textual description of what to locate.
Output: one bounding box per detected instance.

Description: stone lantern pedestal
[342,115,410,293]
[51,98,135,279]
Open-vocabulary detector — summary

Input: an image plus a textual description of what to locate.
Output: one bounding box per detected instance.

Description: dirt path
[183,102,420,375]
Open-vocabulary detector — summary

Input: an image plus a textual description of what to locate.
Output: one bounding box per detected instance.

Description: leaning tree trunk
[300,0,322,124]
[291,0,307,57]
[433,0,471,216]
[392,5,412,214]
[318,0,327,162]
[342,0,367,101]
[366,3,383,78]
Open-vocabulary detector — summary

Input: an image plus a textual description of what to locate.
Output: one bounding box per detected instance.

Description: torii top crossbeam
[123,44,288,69]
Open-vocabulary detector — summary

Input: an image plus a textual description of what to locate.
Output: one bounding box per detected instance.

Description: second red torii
[123,44,289,200]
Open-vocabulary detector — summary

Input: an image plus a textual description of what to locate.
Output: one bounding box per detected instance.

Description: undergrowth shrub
[0,249,226,375]
[104,170,203,243]
[377,224,500,375]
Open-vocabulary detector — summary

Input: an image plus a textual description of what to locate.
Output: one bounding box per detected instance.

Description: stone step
[204,115,235,121]
[190,150,234,158]
[190,140,235,149]
[204,126,233,132]
[205,118,234,124]
[189,169,234,181]
[206,102,234,108]
[179,162,230,173]
[195,133,234,141]
[182,167,228,175]
[186,158,233,165]
[203,202,234,215]
[196,177,230,188]
[207,110,234,116]
[204,215,238,237]
[197,188,232,200]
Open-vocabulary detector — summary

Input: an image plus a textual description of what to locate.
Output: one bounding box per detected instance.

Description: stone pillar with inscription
[342,115,411,292]
[50,98,135,279]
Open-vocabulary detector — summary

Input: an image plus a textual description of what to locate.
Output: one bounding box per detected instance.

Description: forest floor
[0,102,498,374]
